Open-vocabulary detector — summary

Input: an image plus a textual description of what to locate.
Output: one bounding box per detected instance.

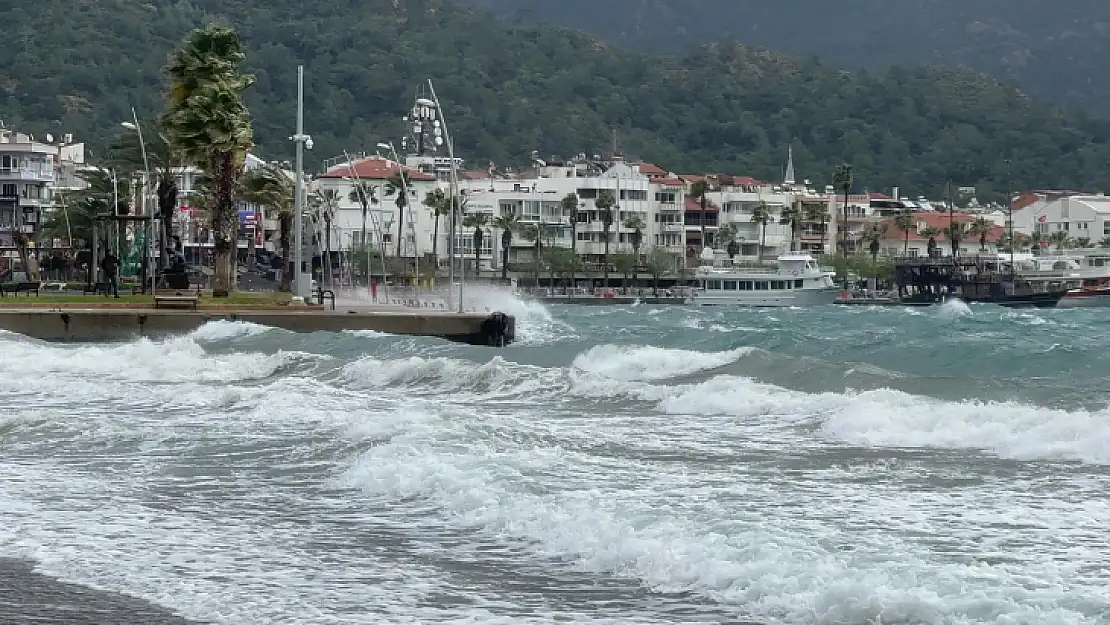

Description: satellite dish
[433,127,442,137]
[413,124,422,133]
[416,97,435,107]
[45,133,54,143]
[433,120,440,127]
[435,137,444,146]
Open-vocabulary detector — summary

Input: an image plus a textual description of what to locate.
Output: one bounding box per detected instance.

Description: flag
[1037,215,1047,223]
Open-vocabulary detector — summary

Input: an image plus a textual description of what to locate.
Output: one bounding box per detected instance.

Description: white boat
[686,253,841,307]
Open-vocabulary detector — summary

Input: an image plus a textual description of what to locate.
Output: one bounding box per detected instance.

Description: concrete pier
[0,308,515,346]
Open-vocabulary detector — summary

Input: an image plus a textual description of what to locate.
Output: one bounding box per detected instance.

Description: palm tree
[943,221,965,257]
[422,188,448,264]
[240,164,294,290]
[862,223,886,266]
[595,190,616,288]
[462,212,490,279]
[164,24,255,297]
[309,188,339,286]
[689,179,711,253]
[561,192,579,258]
[802,201,831,256]
[348,181,379,254]
[893,212,915,255]
[833,164,853,257]
[780,201,802,251]
[384,172,410,258]
[521,223,547,287]
[717,222,740,260]
[492,213,520,281]
[623,215,646,286]
[751,199,771,261]
[967,217,993,251]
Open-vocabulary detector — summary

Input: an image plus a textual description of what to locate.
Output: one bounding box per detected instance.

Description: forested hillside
[3,0,1110,199]
[465,0,1110,112]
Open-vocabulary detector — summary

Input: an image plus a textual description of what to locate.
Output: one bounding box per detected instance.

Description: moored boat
[687,253,841,307]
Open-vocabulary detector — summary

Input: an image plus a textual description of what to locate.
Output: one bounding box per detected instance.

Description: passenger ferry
[687,253,841,307]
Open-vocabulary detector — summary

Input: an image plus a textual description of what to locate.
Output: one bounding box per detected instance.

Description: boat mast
[1006,159,1014,280]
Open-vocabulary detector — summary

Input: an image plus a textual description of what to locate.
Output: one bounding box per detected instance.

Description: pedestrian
[101,251,120,298]
[370,280,378,302]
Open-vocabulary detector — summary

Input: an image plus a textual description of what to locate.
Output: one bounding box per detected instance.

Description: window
[724,280,737,290]
[654,192,676,204]
[620,189,647,201]
[707,280,721,290]
[755,281,768,290]
[1,184,15,197]
[794,279,804,288]
[1103,221,1110,236]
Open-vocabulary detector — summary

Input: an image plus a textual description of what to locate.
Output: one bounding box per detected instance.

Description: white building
[1012,193,1110,245]
[311,155,438,260]
[0,128,58,265]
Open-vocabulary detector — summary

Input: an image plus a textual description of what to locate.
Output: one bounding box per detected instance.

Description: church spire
[784,144,796,186]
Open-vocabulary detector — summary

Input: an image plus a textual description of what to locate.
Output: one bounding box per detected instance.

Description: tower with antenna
[784,145,796,187]
[400,86,443,157]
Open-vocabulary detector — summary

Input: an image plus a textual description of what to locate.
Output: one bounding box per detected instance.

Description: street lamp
[121,107,154,294]
[290,65,313,302]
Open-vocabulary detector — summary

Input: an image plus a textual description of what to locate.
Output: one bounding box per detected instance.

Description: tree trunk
[533,241,541,288]
[157,179,178,272]
[395,202,404,258]
[432,212,440,272]
[603,228,610,288]
[211,154,238,297]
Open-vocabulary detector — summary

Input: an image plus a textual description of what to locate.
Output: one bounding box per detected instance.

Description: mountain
[464,0,1110,112]
[3,0,1110,199]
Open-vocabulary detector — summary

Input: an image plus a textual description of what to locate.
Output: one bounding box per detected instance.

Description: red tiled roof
[685,196,718,212]
[869,192,891,199]
[316,156,435,180]
[679,174,707,184]
[637,163,667,176]
[720,175,761,188]
[1011,193,1040,211]
[654,177,684,186]
[461,170,491,180]
[877,211,1004,243]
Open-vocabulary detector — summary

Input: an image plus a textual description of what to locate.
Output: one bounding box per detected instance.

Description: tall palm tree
[462,212,490,279]
[893,212,915,255]
[595,190,616,287]
[164,24,255,296]
[492,213,520,281]
[967,217,993,251]
[921,226,941,257]
[943,221,965,257]
[240,164,293,290]
[717,222,740,260]
[309,188,339,286]
[623,214,646,287]
[780,201,802,251]
[862,223,886,266]
[384,172,410,258]
[561,192,579,258]
[689,179,711,253]
[422,188,449,265]
[348,181,379,255]
[802,201,831,256]
[833,164,853,258]
[751,199,771,261]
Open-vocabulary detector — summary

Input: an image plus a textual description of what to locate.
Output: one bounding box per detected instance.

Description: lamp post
[424,81,462,312]
[290,65,314,302]
[121,109,154,293]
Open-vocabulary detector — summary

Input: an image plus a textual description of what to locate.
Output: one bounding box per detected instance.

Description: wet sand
[0,559,203,624]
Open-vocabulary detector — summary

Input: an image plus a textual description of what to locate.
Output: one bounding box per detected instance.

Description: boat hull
[689,287,841,307]
[1056,289,1110,308]
[898,290,1067,308]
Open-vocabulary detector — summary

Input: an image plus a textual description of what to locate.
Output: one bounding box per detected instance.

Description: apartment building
[0,128,58,269]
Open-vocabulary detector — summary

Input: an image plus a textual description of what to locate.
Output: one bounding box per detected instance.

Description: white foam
[572,344,754,382]
[188,319,273,342]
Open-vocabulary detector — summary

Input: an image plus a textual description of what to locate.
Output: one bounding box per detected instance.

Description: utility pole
[291,65,313,302]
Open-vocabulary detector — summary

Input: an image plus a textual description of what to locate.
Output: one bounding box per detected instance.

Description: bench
[153,288,200,311]
[0,281,41,297]
[154,294,199,310]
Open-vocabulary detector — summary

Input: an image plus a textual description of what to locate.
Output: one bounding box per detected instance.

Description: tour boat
[686,253,841,307]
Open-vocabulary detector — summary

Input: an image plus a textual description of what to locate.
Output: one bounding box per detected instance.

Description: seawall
[0,308,515,346]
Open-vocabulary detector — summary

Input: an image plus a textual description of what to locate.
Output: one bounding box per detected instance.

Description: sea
[1,293,1108,625]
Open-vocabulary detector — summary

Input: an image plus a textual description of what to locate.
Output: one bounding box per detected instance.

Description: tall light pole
[291,65,314,302]
[425,81,462,312]
[121,108,154,293]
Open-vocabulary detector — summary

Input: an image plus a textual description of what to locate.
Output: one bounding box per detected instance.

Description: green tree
[493,213,520,281]
[803,202,831,255]
[349,181,380,256]
[644,247,674,293]
[384,172,410,258]
[780,201,802,251]
[1048,230,1069,252]
[751,199,771,261]
[309,188,340,285]
[595,190,616,286]
[893,212,915,255]
[689,180,711,252]
[833,164,853,258]
[561,192,580,257]
[922,226,941,256]
[943,221,965,257]
[163,24,254,296]
[422,188,448,264]
[239,163,293,289]
[462,212,490,279]
[967,216,993,251]
[610,251,638,288]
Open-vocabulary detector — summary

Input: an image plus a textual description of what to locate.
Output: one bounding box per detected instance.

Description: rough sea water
[1,294,1109,625]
